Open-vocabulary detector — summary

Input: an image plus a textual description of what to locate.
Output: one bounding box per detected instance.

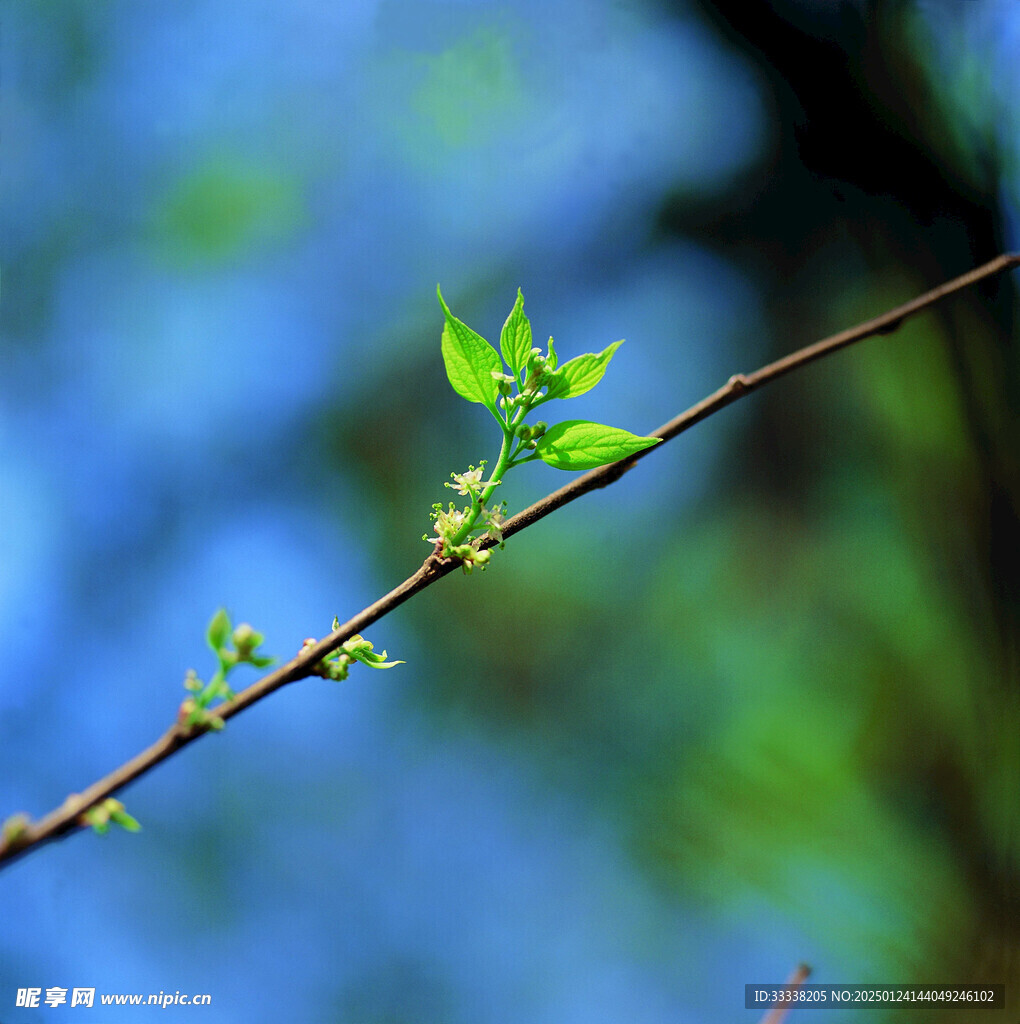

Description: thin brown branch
[2,253,1017,870]
[758,963,812,1024]
[499,251,1020,540]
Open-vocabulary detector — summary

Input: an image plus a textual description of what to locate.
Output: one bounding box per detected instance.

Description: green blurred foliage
[413,29,524,148]
[153,157,305,266]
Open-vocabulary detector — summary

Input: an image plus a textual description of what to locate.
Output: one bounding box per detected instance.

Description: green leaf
[110,809,142,833]
[437,286,502,407]
[535,420,661,470]
[499,288,533,378]
[206,608,231,652]
[546,335,558,370]
[550,340,624,399]
[349,647,405,669]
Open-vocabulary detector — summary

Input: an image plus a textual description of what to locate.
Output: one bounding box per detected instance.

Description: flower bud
[178,698,197,725]
[2,813,30,845]
[232,622,256,648]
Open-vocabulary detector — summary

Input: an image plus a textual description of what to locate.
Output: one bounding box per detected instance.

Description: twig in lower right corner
[758,963,812,1024]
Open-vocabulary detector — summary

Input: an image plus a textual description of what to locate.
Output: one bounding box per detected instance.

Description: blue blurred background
[2,1,1019,1021]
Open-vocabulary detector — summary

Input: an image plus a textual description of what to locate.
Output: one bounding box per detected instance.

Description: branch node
[1,812,32,853]
[728,373,752,391]
[62,792,86,816]
[875,316,904,335]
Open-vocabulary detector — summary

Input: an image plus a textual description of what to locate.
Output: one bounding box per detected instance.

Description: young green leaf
[499,288,533,378]
[206,608,231,653]
[546,335,558,370]
[109,807,142,832]
[348,647,405,669]
[535,419,661,470]
[545,340,624,400]
[437,286,502,408]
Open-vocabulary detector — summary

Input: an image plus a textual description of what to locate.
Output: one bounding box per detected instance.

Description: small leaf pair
[81,798,141,836]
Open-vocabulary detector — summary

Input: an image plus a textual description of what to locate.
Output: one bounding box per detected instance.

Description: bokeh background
[2,1,1019,1021]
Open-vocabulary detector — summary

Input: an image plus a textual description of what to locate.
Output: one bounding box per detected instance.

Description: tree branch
[2,253,1017,870]
[758,963,812,1024]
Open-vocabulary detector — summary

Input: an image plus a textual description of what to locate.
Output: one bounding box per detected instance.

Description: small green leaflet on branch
[82,799,141,836]
[544,340,624,400]
[178,609,275,733]
[499,288,533,379]
[304,617,404,682]
[429,287,660,572]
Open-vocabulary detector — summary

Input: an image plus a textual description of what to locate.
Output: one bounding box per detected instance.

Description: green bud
[2,813,30,845]
[82,803,112,833]
[178,698,198,726]
[491,370,515,397]
[206,608,231,652]
[232,622,263,653]
[108,805,142,833]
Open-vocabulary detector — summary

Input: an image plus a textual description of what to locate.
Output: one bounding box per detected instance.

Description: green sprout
[427,286,661,572]
[304,617,404,682]
[2,813,30,848]
[81,798,141,836]
[178,608,275,732]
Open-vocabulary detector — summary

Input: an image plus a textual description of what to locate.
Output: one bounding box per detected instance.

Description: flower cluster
[424,463,507,573]
[429,286,657,575]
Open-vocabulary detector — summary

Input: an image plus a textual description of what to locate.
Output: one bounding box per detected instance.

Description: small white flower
[451,467,484,496]
[483,504,506,543]
[427,505,469,546]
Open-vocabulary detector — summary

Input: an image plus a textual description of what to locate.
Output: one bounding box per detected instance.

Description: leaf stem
[449,393,534,548]
[450,428,514,546]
